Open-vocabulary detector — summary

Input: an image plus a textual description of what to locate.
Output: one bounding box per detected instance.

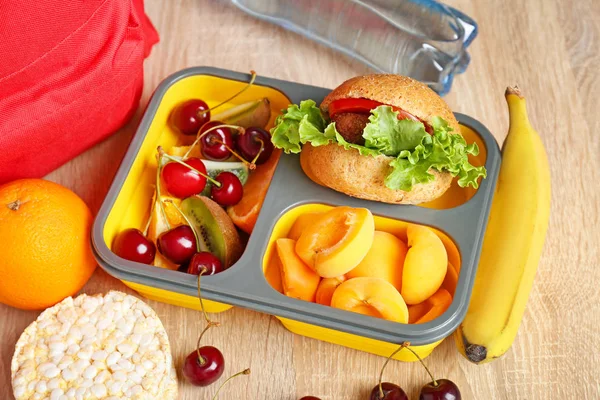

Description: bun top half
[320,74,460,133]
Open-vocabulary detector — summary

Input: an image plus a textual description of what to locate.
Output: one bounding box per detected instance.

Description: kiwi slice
[181,196,243,268]
[212,97,271,129]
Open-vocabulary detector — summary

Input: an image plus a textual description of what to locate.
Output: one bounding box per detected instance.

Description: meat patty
[331,112,370,145]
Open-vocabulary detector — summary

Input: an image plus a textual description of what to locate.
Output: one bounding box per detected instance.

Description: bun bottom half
[300,144,452,205]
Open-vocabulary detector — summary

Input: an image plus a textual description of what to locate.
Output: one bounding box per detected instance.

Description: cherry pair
[161,152,243,207]
[196,121,273,165]
[369,343,461,400]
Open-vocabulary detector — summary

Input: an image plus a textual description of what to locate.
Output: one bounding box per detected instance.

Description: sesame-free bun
[320,74,460,132]
[300,143,452,204]
[298,74,459,204]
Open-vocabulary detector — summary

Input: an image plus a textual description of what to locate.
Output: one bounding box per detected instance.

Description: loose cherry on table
[112,228,156,264]
[211,171,243,206]
[170,99,211,135]
[198,121,235,161]
[187,252,223,275]
[419,379,461,400]
[183,344,225,387]
[157,225,197,265]
[182,270,251,392]
[299,397,322,400]
[162,157,208,198]
[236,127,274,164]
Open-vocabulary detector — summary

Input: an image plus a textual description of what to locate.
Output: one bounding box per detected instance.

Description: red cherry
[419,379,461,400]
[299,397,322,400]
[235,127,274,164]
[369,382,409,400]
[170,99,210,135]
[211,171,243,206]
[187,252,223,275]
[112,228,156,264]
[162,158,207,198]
[182,346,225,386]
[199,121,235,161]
[157,225,197,265]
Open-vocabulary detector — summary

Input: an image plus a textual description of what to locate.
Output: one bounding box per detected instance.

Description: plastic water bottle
[225,0,477,95]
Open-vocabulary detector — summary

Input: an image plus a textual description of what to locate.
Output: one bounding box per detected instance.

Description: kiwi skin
[181,196,243,268]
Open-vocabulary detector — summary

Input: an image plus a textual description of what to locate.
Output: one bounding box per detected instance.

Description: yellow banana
[454,86,551,364]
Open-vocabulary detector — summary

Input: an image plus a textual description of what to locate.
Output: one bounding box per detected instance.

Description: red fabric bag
[0,0,159,183]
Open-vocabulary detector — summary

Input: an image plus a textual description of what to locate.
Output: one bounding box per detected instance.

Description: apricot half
[407,288,453,324]
[276,238,320,302]
[401,225,448,305]
[331,277,408,323]
[346,231,407,292]
[296,207,375,278]
[288,212,324,241]
[315,276,346,306]
[441,261,459,297]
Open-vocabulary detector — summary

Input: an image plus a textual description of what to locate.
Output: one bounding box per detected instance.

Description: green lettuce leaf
[270,100,328,153]
[333,125,380,157]
[385,117,486,191]
[270,100,487,191]
[363,106,428,155]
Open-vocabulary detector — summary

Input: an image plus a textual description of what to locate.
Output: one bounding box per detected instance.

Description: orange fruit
[227,150,281,234]
[0,179,97,310]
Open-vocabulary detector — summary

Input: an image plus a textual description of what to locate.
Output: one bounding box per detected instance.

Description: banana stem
[505,85,523,98]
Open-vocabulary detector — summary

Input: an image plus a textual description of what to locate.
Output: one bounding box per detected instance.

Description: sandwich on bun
[270,74,487,204]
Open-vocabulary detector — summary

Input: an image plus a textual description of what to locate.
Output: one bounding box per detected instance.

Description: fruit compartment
[263,203,462,331]
[92,68,293,312]
[92,67,501,349]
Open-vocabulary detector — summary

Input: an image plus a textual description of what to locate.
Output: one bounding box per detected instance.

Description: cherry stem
[197,270,213,325]
[184,124,245,159]
[212,139,256,170]
[403,343,438,387]
[250,138,265,165]
[155,153,170,231]
[207,70,257,113]
[195,270,220,365]
[158,147,222,187]
[143,199,154,236]
[211,368,251,400]
[162,199,201,252]
[195,320,220,366]
[377,342,409,399]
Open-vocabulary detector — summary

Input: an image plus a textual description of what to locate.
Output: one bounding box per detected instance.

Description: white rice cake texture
[11,291,178,400]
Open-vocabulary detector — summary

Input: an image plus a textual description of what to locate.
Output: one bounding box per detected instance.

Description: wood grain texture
[1,0,599,398]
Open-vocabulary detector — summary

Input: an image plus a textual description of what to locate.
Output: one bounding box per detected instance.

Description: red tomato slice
[328,98,383,116]
[328,98,433,133]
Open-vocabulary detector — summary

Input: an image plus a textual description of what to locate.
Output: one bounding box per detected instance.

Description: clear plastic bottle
[226,0,477,95]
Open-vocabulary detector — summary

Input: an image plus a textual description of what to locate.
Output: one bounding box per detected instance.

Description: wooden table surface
[1,0,599,399]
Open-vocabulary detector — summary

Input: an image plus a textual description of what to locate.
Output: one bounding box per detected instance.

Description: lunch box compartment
[92,67,501,361]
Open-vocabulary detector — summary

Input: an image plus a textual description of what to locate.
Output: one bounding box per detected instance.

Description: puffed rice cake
[11,291,178,399]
